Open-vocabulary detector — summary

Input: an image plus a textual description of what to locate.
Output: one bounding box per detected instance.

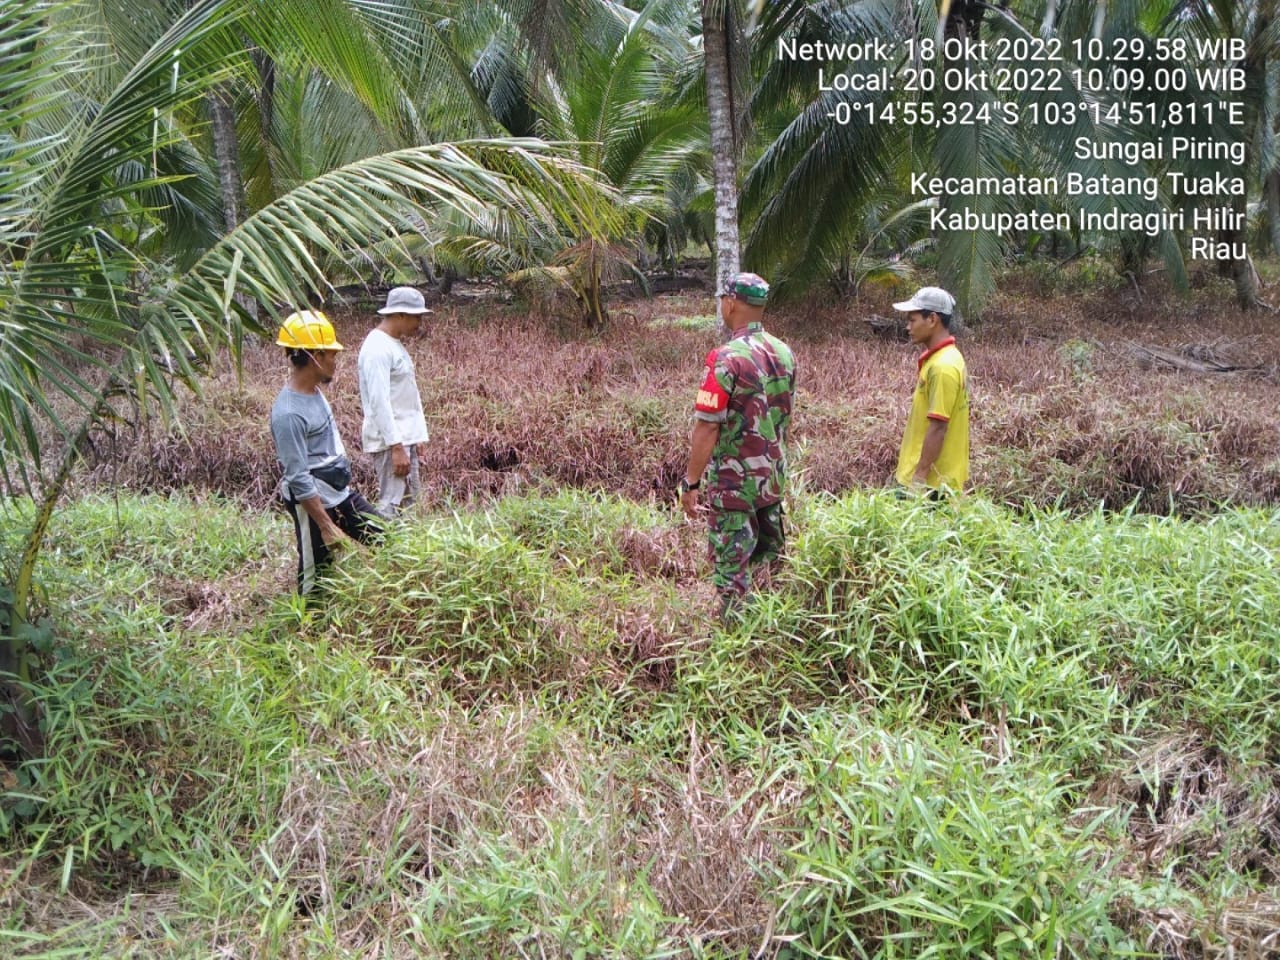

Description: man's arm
[272,411,355,546]
[681,419,720,519]
[360,346,409,476]
[911,419,948,485]
[298,494,352,546]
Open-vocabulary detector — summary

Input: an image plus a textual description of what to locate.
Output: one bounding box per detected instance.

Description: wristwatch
[678,477,701,494]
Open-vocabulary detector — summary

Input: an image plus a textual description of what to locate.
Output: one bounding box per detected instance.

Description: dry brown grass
[632,723,779,954]
[0,267,1265,512]
[1096,732,1280,958]
[1213,896,1280,958]
[152,549,293,634]
[0,878,190,956]
[58,270,1280,516]
[1095,733,1280,884]
[1113,891,1280,960]
[257,708,779,957]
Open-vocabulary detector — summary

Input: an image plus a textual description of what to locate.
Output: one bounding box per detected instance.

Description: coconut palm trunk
[209,86,245,232]
[2,390,115,760]
[1268,169,1280,256]
[208,82,261,321]
[701,0,740,324]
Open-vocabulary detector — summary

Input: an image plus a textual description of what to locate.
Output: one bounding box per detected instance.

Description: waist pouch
[310,456,351,490]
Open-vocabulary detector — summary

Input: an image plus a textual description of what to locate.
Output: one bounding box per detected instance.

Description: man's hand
[391,444,410,477]
[680,488,703,521]
[318,522,352,547]
[324,525,369,555]
[300,495,353,549]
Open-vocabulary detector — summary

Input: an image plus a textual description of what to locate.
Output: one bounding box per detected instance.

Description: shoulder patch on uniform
[695,352,729,413]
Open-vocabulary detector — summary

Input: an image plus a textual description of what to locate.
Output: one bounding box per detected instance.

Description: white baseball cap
[378,286,434,315]
[893,286,955,315]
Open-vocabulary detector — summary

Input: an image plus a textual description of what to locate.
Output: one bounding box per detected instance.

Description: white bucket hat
[378,286,434,315]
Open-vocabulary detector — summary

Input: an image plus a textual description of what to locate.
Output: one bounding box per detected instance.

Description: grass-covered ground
[2,487,1278,958]
[3,268,1280,956]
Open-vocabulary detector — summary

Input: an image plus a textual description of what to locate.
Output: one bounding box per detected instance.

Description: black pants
[285,491,382,595]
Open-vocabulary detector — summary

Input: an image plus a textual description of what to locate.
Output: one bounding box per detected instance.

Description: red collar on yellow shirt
[917,336,956,371]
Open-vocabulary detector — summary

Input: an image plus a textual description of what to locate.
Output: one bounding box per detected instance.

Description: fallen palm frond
[1126,340,1268,376]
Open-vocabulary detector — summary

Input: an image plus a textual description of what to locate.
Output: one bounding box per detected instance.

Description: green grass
[2,490,1278,957]
[648,313,718,331]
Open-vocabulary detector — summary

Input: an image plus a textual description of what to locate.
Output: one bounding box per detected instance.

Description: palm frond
[251,0,423,143]
[169,139,618,329]
[1,0,244,478]
[931,78,1019,316]
[741,86,896,275]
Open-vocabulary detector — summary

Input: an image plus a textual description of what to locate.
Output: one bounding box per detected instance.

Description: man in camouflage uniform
[679,272,797,617]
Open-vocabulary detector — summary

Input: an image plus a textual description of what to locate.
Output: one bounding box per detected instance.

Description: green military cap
[721,271,769,306]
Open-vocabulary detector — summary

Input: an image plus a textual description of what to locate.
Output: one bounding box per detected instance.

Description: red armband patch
[694,353,729,413]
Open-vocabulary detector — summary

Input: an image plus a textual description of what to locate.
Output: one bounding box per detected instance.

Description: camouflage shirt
[693,322,797,511]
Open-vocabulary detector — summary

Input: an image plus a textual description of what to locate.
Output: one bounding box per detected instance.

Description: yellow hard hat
[275,310,344,351]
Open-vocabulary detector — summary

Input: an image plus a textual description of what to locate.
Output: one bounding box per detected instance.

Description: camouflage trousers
[708,502,785,608]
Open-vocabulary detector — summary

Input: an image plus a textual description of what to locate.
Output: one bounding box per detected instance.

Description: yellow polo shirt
[895,338,968,491]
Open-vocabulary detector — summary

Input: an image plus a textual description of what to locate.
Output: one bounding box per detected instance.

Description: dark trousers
[285,491,382,595]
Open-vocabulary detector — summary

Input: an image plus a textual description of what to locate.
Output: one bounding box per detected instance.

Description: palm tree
[701,0,757,323]
[1182,0,1272,307]
[741,0,1199,315]
[501,0,704,324]
[740,0,928,299]
[701,0,745,310]
[0,0,613,756]
[380,0,700,326]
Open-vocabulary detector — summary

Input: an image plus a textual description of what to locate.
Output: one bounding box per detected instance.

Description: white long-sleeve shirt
[357,328,429,453]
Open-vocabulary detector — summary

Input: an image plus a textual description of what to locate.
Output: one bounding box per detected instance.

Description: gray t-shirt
[270,385,349,508]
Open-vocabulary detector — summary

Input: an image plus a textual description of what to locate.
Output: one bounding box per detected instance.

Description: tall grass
[781,496,1280,762]
[768,721,1138,959]
[2,490,1279,957]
